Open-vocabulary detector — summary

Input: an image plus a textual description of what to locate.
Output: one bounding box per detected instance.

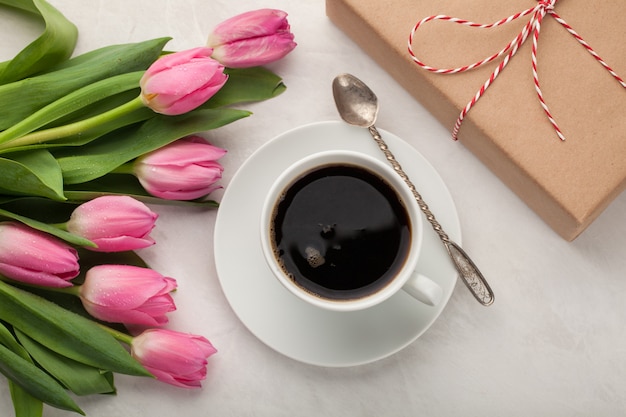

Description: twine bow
[407,0,626,141]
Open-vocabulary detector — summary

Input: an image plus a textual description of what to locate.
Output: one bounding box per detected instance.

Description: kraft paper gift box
[326,0,626,240]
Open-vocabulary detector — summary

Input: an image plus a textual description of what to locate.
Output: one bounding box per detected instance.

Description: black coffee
[270,164,411,301]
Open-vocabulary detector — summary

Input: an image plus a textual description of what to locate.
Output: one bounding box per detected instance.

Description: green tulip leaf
[0,71,144,145]
[16,330,116,396]
[0,340,83,414]
[76,247,149,274]
[206,66,287,108]
[9,375,44,417]
[0,321,27,356]
[0,323,44,417]
[56,107,250,184]
[0,37,170,130]
[0,207,95,247]
[0,196,76,223]
[0,0,78,84]
[0,150,65,200]
[0,280,152,378]
[0,196,76,222]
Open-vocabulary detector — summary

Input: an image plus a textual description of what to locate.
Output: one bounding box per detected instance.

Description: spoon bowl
[333,74,379,128]
[332,73,494,306]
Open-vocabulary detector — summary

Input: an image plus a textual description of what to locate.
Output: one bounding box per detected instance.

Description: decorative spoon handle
[369,126,494,306]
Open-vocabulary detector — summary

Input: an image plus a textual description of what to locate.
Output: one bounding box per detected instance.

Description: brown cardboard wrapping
[326,0,626,240]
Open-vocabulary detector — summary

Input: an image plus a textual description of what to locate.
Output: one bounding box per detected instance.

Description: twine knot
[538,0,556,11]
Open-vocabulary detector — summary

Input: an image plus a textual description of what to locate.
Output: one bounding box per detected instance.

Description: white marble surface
[2,1,626,416]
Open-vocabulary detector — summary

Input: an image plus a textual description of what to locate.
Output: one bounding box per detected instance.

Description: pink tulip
[66,196,158,252]
[0,222,79,287]
[134,136,226,200]
[79,265,177,326]
[131,329,216,388]
[140,47,228,115]
[207,9,296,68]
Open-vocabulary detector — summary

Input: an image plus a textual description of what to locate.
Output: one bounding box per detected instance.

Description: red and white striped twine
[407,0,626,141]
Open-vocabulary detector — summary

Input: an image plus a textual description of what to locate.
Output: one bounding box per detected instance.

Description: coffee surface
[270,164,411,300]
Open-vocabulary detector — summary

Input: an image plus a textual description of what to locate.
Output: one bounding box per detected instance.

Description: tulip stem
[0,96,145,151]
[50,222,69,231]
[110,162,136,175]
[38,284,81,296]
[97,323,134,345]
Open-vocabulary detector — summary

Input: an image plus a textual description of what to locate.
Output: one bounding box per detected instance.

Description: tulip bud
[131,329,216,388]
[0,222,79,287]
[79,265,177,326]
[67,196,158,252]
[134,136,226,200]
[207,9,296,68]
[140,47,228,115]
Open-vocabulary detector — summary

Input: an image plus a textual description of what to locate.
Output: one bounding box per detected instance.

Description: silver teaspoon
[332,73,494,306]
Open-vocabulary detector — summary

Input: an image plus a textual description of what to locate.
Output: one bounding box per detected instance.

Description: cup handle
[402,272,443,307]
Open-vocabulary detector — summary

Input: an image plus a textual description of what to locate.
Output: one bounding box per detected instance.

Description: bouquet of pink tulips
[0,1,296,416]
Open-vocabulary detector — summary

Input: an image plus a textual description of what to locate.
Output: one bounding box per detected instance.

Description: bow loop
[408,2,625,141]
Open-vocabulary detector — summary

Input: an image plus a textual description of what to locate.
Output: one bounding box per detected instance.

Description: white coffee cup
[260,150,442,312]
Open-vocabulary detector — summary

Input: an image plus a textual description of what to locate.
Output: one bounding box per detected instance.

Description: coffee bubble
[305,246,325,268]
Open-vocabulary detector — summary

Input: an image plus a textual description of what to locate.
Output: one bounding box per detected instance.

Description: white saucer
[214,121,460,367]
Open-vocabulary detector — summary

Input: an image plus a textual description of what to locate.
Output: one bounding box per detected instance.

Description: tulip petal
[81,299,170,327]
[207,9,296,68]
[131,329,216,388]
[140,47,228,115]
[80,265,177,326]
[0,222,79,287]
[89,235,156,253]
[143,366,203,388]
[67,196,158,252]
[211,33,296,68]
[143,47,213,74]
[134,137,227,200]
[0,265,74,287]
[208,9,290,44]
[140,139,226,165]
